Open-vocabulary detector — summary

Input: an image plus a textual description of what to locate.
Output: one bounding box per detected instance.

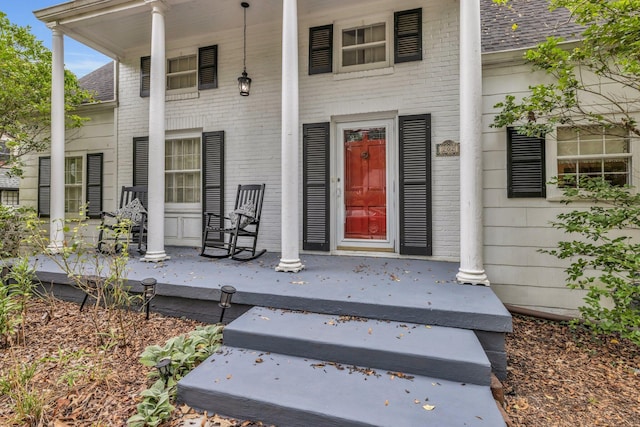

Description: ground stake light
[141,277,157,320]
[155,357,171,386]
[237,2,252,96]
[219,285,237,323]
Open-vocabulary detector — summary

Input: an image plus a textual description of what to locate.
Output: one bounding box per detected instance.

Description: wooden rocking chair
[200,183,266,261]
[97,186,148,254]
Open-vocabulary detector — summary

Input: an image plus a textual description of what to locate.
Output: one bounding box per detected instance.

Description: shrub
[543,178,640,345]
[0,205,34,258]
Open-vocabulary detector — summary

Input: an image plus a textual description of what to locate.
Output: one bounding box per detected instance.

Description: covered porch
[35,0,489,285]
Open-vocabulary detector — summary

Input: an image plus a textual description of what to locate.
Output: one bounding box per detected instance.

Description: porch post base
[275,259,305,273]
[141,251,171,263]
[46,243,63,255]
[456,269,490,286]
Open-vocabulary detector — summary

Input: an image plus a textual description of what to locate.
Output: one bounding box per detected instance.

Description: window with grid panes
[341,22,388,70]
[165,138,200,203]
[557,126,631,187]
[1,190,18,206]
[65,157,83,213]
[167,55,197,90]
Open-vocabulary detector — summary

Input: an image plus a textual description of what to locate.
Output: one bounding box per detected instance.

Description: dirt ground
[0,298,638,426]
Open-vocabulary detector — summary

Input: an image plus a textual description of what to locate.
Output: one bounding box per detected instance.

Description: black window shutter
[303,122,330,251]
[133,137,149,187]
[198,45,218,90]
[309,25,333,75]
[140,56,151,97]
[86,153,103,218]
[399,114,431,255]
[38,156,51,217]
[395,8,422,64]
[202,131,225,243]
[507,128,546,198]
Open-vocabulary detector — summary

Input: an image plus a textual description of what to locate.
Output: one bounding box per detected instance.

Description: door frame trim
[332,117,397,252]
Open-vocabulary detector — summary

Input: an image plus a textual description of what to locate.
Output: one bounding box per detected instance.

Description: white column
[457,0,489,285]
[48,26,65,252]
[142,0,169,262]
[276,0,304,272]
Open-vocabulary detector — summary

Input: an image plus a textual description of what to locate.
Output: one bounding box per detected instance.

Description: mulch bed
[1,299,638,426]
[504,314,640,426]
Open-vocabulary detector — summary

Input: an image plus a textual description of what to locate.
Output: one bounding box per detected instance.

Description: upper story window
[557,126,631,187]
[340,22,388,71]
[140,45,218,97]
[167,55,197,90]
[308,8,422,75]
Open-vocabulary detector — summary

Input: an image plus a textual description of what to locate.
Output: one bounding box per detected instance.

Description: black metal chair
[97,185,148,254]
[200,183,266,261]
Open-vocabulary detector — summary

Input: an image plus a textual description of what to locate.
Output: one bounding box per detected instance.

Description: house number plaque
[436,140,460,157]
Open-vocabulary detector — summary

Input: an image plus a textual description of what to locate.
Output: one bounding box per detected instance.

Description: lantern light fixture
[238,2,251,96]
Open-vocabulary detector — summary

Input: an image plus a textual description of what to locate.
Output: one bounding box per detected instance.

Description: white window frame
[164,132,201,208]
[333,117,397,252]
[546,125,635,199]
[65,156,83,215]
[335,14,392,74]
[166,54,197,93]
[1,190,18,206]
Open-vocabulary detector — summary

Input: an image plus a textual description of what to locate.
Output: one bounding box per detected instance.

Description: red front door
[343,128,387,240]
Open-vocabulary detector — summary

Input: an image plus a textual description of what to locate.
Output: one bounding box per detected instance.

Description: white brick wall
[115,0,463,257]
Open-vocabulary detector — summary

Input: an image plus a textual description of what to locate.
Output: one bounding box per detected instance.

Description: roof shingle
[78,61,115,102]
[481,0,583,53]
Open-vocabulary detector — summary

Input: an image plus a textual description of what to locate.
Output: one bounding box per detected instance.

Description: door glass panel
[343,128,387,240]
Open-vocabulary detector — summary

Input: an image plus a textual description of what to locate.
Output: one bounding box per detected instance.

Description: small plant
[0,256,36,347]
[7,257,37,344]
[129,379,175,427]
[0,361,46,426]
[542,177,640,345]
[128,324,223,427]
[24,213,142,348]
[0,283,22,347]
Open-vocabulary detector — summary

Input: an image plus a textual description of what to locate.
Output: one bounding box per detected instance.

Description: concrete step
[223,307,492,385]
[178,347,505,427]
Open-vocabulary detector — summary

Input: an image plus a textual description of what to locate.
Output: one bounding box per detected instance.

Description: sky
[1,0,111,77]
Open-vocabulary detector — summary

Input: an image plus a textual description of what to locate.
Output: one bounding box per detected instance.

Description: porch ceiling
[34,0,371,59]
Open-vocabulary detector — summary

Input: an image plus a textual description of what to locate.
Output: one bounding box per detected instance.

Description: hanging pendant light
[238,2,251,96]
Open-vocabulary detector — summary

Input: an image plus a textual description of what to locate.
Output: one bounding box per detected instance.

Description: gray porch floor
[33,246,511,334]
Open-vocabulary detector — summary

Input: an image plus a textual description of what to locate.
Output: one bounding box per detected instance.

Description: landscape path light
[141,277,157,320]
[219,285,237,323]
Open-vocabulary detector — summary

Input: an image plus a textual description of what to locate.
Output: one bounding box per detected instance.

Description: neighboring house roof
[78,61,115,102]
[481,0,583,53]
[0,168,19,190]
